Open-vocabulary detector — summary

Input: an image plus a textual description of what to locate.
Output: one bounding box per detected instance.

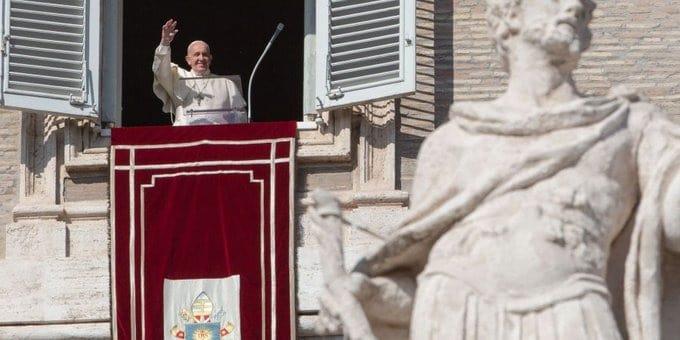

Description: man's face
[521,0,595,60]
[185,42,212,75]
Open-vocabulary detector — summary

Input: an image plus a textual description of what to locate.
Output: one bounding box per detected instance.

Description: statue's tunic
[353,92,679,339]
[152,45,247,126]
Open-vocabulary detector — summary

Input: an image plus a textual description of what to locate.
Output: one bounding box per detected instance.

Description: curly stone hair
[486,0,596,70]
[485,0,523,70]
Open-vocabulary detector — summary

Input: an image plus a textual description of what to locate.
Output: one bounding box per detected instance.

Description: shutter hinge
[327,88,344,100]
[69,93,86,106]
[404,37,413,47]
[1,35,10,56]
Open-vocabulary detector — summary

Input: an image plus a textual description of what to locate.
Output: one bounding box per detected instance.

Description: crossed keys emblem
[170,292,236,339]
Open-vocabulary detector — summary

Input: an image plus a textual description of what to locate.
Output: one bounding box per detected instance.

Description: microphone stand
[247,23,284,122]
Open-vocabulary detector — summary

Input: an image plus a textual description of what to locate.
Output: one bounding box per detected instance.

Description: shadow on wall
[432,0,454,127]
[397,0,453,192]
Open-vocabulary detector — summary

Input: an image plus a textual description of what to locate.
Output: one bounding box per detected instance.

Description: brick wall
[450,0,680,110]
[576,1,680,113]
[398,0,454,191]
[0,110,20,258]
[398,0,680,190]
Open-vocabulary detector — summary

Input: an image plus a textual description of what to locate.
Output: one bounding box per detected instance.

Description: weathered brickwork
[450,0,680,110]
[399,0,680,191]
[0,109,20,258]
[398,0,454,191]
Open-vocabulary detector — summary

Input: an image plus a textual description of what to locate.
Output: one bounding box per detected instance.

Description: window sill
[295,109,352,163]
[296,121,318,131]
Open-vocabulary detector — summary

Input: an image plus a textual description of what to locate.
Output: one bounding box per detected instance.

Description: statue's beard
[522,19,591,61]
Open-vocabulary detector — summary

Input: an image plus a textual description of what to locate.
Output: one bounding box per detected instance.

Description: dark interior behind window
[122,0,303,126]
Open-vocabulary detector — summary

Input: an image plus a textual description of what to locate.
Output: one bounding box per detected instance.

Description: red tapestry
[111,122,296,340]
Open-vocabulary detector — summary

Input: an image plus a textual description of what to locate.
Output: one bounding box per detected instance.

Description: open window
[0,0,101,119]
[314,0,416,111]
[121,0,304,126]
[0,0,416,125]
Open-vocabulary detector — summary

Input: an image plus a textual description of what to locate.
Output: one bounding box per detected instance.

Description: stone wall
[0,110,20,259]
[398,0,680,192]
[0,115,110,338]
[398,0,453,191]
[450,0,680,112]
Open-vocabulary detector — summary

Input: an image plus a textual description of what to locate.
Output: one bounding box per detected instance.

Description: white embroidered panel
[163,276,241,340]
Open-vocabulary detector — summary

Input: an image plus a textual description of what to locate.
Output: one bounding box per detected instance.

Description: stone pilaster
[355,100,397,192]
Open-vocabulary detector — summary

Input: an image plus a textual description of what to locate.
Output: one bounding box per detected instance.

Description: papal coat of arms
[170,292,236,339]
[163,276,241,340]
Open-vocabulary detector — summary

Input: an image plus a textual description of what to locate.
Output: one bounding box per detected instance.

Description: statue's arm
[663,170,680,252]
[632,102,680,252]
[410,124,459,204]
[308,191,413,339]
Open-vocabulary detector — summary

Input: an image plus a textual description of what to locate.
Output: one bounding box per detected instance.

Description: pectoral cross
[195,93,204,106]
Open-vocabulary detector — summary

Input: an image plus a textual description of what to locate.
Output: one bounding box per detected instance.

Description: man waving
[152,19,247,126]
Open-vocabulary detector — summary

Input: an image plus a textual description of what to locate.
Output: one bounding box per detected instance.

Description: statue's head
[486,0,596,72]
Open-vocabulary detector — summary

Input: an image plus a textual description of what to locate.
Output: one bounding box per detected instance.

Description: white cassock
[152,44,247,126]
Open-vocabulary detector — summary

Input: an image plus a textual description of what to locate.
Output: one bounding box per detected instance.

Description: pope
[152,19,247,126]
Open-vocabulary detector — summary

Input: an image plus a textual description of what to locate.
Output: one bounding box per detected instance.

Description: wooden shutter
[315,0,415,110]
[0,0,101,119]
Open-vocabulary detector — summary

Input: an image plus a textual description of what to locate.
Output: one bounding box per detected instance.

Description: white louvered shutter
[315,0,415,110]
[0,0,101,119]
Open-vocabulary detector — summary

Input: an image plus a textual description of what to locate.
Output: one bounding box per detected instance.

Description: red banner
[111,122,296,340]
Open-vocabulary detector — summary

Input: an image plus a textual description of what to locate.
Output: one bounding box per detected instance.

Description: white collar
[190,70,212,78]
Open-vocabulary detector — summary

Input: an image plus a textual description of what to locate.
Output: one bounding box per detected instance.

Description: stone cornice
[298,190,409,208]
[13,201,108,221]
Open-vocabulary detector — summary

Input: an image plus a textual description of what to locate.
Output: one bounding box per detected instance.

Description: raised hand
[160,19,178,46]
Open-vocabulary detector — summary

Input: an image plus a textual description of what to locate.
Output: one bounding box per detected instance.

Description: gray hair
[186,40,211,55]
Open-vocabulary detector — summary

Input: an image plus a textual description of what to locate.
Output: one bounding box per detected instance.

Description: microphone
[270,23,284,44]
[247,23,285,122]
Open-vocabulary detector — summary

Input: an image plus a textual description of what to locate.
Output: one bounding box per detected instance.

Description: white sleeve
[227,80,247,110]
[152,44,180,113]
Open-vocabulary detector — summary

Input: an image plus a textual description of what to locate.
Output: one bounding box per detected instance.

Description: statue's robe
[353,90,679,339]
[152,44,247,126]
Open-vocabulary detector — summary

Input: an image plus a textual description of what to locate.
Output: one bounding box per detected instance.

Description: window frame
[103,0,416,127]
[312,0,416,111]
[0,0,104,120]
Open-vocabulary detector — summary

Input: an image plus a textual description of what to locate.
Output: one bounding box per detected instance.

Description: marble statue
[308,0,680,339]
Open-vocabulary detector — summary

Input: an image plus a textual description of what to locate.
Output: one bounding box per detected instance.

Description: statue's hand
[314,277,379,340]
[160,19,178,46]
[315,288,343,335]
[308,190,378,339]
